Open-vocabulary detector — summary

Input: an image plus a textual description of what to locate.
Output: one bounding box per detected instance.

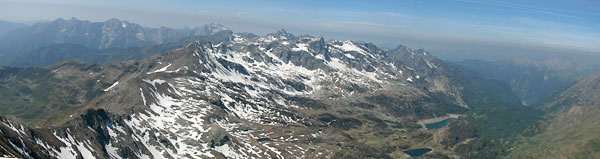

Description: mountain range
[0,20,27,36]
[0,18,598,159]
[0,18,228,65]
[457,56,600,105]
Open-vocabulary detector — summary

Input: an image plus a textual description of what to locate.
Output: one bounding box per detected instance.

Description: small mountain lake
[425,118,454,129]
[257,138,272,142]
[403,148,432,157]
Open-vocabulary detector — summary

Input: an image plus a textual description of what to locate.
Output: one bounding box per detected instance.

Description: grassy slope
[511,106,600,159]
[510,74,600,159]
[0,61,123,124]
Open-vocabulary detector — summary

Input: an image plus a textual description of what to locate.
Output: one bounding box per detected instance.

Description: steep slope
[0,18,228,65]
[0,30,521,158]
[434,56,600,158]
[458,57,600,105]
[510,73,600,159]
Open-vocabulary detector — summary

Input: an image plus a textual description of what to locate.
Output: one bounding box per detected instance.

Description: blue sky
[1,0,599,60]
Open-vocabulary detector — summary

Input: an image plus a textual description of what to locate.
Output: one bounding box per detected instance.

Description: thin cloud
[236,12,249,16]
[338,21,385,26]
[373,11,407,17]
[456,0,584,18]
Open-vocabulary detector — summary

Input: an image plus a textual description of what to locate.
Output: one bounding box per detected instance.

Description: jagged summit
[207,22,226,28]
[266,28,297,41]
[393,44,408,50]
[105,18,126,23]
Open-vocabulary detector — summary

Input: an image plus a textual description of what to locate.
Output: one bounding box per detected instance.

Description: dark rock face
[216,58,250,75]
[273,49,329,70]
[309,37,331,61]
[210,136,230,148]
[0,109,185,159]
[81,109,114,145]
[0,117,56,158]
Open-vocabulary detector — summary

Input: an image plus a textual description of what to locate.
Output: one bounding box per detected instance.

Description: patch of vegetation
[332,143,392,159]
[0,65,108,124]
[460,75,523,109]
[365,92,467,119]
[571,139,600,159]
[467,107,543,139]
[444,107,543,158]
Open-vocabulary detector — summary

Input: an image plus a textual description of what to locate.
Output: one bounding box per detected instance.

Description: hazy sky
[1,0,599,60]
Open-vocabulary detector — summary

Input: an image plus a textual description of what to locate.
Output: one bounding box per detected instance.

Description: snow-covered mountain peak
[267,29,296,41]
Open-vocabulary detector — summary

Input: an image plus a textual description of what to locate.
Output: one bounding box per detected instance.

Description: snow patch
[143,79,167,88]
[104,81,119,92]
[140,88,147,106]
[292,43,309,52]
[333,41,373,58]
[344,53,355,59]
[214,144,243,159]
[105,143,122,159]
[147,63,172,74]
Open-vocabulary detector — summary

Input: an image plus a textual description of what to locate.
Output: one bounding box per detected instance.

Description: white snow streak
[104,81,119,92]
